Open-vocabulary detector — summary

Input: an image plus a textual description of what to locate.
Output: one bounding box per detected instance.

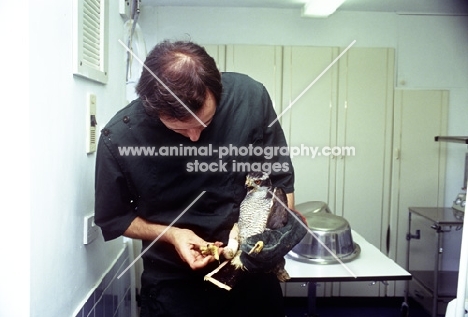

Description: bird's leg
[222,223,239,260]
[248,240,264,255]
[230,250,244,270]
[230,241,263,271]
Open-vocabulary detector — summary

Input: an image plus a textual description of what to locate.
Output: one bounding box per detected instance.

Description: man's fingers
[188,253,213,270]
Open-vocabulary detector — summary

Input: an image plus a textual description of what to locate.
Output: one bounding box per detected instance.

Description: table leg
[307,282,318,317]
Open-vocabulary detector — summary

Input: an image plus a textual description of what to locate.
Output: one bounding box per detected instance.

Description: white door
[389,89,448,296]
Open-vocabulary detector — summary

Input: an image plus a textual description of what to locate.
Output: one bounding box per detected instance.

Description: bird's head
[244,171,272,193]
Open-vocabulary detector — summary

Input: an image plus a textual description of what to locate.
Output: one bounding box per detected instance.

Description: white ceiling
[140,0,468,15]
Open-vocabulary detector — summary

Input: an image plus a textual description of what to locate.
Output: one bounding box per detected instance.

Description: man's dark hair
[136,40,222,121]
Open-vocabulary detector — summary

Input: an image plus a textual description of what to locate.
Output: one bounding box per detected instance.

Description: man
[95,40,303,317]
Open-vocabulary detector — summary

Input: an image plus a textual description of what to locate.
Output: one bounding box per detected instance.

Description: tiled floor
[285,297,431,317]
[74,247,133,317]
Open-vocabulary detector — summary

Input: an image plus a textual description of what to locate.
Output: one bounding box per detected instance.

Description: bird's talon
[230,252,245,270]
[248,241,264,254]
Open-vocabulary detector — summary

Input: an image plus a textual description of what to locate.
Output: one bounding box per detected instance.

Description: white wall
[139,6,468,206]
[28,1,128,316]
[0,1,30,316]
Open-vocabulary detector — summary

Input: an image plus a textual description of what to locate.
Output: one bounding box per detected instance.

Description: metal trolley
[405,207,464,317]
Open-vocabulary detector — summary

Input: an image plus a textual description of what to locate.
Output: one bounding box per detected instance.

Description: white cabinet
[204,44,284,113]
[281,46,339,208]
[334,48,395,249]
[282,47,395,297]
[203,44,226,72]
[225,45,283,113]
[283,47,394,248]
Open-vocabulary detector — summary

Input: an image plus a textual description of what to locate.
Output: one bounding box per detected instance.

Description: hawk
[204,171,293,291]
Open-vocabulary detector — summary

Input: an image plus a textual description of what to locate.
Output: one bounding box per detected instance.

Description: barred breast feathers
[238,190,273,243]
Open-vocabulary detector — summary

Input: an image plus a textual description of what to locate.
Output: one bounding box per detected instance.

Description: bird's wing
[265,187,289,230]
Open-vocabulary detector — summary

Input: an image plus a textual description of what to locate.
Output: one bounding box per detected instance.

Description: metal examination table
[284,231,412,316]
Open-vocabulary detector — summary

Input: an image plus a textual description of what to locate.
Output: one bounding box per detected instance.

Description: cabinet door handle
[386,225,390,254]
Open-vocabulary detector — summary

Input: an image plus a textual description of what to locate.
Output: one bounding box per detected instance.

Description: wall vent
[73,0,108,84]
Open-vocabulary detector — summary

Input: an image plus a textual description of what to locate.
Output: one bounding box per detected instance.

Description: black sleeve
[94,135,138,241]
[260,86,295,193]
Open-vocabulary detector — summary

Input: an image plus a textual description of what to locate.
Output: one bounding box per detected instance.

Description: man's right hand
[124,217,222,270]
[166,227,223,270]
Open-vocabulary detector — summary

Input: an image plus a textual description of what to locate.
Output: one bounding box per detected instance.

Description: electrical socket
[83,214,99,245]
[119,0,131,20]
[86,93,97,154]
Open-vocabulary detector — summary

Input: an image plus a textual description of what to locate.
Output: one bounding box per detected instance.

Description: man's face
[159,91,217,142]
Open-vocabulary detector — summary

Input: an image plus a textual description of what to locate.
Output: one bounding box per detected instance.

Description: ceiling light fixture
[302,0,346,18]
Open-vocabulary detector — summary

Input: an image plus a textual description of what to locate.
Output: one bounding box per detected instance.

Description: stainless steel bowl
[289,212,360,264]
[296,201,332,215]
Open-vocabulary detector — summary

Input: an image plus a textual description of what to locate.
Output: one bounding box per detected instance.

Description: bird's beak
[245,179,255,191]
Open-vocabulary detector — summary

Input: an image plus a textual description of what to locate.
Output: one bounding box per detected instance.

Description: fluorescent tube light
[302,0,346,18]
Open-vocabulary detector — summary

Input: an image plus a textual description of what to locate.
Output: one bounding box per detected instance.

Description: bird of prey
[204,171,291,291]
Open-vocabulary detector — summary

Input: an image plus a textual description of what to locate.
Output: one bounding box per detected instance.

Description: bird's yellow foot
[199,243,219,260]
[231,251,245,270]
[248,241,264,254]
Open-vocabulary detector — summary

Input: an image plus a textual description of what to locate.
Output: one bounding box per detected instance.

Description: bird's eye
[254,180,261,185]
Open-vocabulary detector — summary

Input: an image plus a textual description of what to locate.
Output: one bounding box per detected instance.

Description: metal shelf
[411,270,459,297]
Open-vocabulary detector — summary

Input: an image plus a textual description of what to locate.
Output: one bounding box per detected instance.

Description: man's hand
[124,217,223,270]
[167,227,223,270]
